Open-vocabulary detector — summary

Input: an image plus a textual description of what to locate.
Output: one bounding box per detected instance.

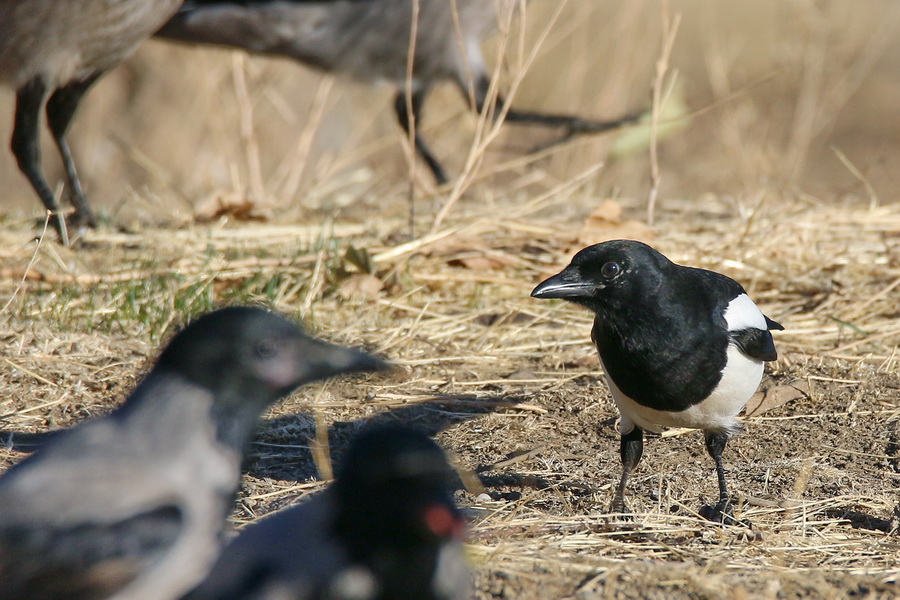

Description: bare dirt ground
[1,1,900,598]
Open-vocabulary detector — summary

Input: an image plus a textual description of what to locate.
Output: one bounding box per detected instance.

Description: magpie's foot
[700,499,751,528]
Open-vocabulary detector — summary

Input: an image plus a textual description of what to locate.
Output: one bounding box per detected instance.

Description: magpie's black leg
[700,430,743,525]
[472,75,642,149]
[611,426,643,516]
[11,77,69,245]
[46,73,101,229]
[394,88,449,185]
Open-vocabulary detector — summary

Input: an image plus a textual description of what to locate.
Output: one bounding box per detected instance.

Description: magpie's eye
[600,261,621,278]
[255,339,278,359]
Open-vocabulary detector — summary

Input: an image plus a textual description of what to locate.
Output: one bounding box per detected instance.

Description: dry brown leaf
[194,193,272,223]
[744,379,813,417]
[420,235,483,256]
[449,256,514,271]
[588,198,625,222]
[571,199,655,249]
[569,355,600,368]
[423,236,518,272]
[337,273,383,299]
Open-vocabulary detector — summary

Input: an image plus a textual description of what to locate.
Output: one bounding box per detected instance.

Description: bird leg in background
[473,76,643,152]
[46,74,101,229]
[700,430,742,525]
[12,77,69,246]
[394,89,449,185]
[611,426,643,515]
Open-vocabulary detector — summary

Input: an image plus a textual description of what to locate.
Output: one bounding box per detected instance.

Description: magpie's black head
[154,306,387,407]
[531,240,672,315]
[333,424,464,557]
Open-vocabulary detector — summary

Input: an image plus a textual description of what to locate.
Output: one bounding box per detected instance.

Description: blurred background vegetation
[0,0,897,227]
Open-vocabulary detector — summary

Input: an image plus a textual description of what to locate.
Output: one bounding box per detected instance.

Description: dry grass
[1,0,899,598]
[1,191,899,598]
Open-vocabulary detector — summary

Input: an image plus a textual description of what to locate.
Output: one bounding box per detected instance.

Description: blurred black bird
[154,0,641,184]
[532,240,784,523]
[0,0,184,245]
[0,306,385,600]
[183,423,469,600]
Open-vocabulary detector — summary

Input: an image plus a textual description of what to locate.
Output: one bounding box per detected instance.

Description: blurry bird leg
[12,77,69,246]
[524,110,644,154]
[472,76,643,153]
[611,426,643,517]
[394,89,449,185]
[46,74,101,229]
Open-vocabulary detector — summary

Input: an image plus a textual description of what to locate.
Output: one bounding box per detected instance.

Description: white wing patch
[723,293,766,332]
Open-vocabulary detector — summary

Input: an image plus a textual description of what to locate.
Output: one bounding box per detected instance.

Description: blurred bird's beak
[531,272,595,299]
[285,340,392,390]
[321,345,391,377]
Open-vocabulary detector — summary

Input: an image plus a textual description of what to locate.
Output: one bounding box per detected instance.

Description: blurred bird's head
[334,424,465,552]
[155,306,387,407]
[531,239,670,316]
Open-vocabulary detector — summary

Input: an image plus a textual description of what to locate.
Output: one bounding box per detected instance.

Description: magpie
[154,0,641,185]
[0,306,386,600]
[183,423,469,600]
[0,0,183,245]
[531,239,783,523]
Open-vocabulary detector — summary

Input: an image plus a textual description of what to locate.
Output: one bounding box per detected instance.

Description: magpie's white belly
[603,344,764,434]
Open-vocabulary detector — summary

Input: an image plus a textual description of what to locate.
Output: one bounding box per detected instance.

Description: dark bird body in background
[532,240,783,523]
[0,306,384,600]
[0,0,183,245]
[155,0,640,184]
[183,424,469,600]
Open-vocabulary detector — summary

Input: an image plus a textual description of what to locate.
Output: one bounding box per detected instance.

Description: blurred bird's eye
[255,340,278,359]
[600,261,621,278]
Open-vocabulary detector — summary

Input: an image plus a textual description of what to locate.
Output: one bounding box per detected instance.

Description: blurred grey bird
[183,424,470,600]
[0,0,183,245]
[0,306,386,600]
[155,0,640,184]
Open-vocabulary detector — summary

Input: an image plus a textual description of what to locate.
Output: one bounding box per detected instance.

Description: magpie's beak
[531,271,596,299]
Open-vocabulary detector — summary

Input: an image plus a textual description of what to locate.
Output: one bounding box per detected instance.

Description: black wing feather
[730,328,778,362]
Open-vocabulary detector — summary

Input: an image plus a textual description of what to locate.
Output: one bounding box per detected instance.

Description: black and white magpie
[0,306,385,600]
[531,239,783,523]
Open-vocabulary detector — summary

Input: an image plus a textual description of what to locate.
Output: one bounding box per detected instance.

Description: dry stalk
[431,0,569,232]
[231,52,266,203]
[274,76,336,202]
[646,0,681,227]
